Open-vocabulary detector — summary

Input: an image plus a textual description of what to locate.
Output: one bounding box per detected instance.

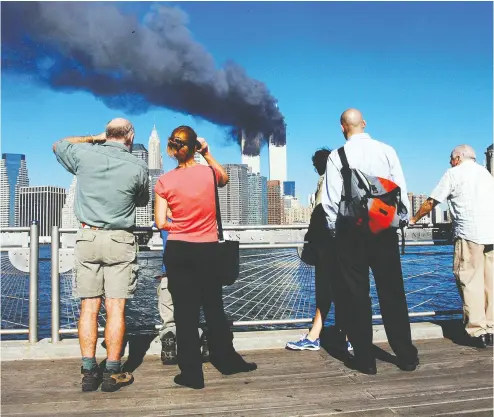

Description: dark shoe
[398,357,419,372]
[469,334,487,348]
[486,333,493,347]
[211,353,257,375]
[344,356,377,375]
[174,373,205,390]
[101,370,134,392]
[201,332,210,362]
[161,331,177,365]
[81,366,102,392]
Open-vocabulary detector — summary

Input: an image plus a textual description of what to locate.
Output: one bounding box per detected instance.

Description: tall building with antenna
[148,125,162,171]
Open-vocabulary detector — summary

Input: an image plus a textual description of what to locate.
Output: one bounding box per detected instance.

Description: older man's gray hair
[452,144,476,162]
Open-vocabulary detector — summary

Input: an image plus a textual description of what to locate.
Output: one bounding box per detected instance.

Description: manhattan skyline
[1,2,492,202]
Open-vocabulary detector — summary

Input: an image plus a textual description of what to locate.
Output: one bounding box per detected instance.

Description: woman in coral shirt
[155,126,257,389]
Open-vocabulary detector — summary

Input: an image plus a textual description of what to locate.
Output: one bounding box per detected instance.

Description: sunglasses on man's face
[168,137,188,150]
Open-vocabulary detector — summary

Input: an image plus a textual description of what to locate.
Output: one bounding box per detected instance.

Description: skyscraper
[0,159,9,227]
[131,143,148,165]
[148,125,162,170]
[131,142,152,226]
[135,175,152,227]
[267,180,284,224]
[486,144,493,176]
[268,135,287,184]
[1,153,29,226]
[149,168,163,220]
[283,181,295,198]
[217,164,249,225]
[241,132,261,175]
[18,186,66,236]
[61,176,79,228]
[412,194,432,224]
[247,173,268,225]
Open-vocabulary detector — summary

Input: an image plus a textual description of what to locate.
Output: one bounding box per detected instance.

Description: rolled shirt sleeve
[430,171,452,204]
[54,141,78,175]
[321,152,342,229]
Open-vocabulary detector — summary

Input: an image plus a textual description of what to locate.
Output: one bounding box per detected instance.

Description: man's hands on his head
[196,137,209,156]
[92,132,106,143]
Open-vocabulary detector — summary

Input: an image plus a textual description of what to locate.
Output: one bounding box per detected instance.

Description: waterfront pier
[1,225,492,416]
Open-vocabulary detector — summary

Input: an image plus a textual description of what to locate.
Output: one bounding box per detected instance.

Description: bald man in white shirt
[411,144,494,348]
[322,109,418,375]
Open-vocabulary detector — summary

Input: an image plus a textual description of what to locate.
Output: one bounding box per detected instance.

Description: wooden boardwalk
[1,337,492,416]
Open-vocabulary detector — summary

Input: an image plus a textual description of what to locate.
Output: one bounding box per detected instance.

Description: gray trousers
[157,277,203,341]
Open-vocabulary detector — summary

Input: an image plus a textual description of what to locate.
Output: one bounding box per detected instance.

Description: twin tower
[241,132,287,183]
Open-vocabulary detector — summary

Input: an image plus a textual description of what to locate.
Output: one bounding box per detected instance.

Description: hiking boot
[285,334,320,351]
[81,366,102,392]
[101,370,134,392]
[201,332,209,362]
[161,331,177,365]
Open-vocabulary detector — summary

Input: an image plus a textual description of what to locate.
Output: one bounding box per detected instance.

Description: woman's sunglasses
[168,137,188,150]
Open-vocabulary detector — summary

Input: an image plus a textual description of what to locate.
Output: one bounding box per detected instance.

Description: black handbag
[210,167,240,286]
[300,204,328,266]
[300,235,318,266]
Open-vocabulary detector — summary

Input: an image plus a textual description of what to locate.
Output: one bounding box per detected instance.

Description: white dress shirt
[321,133,410,229]
[430,160,494,244]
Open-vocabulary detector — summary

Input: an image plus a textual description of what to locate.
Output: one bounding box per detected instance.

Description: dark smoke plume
[1,2,286,155]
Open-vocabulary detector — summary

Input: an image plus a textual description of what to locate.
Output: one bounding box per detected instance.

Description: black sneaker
[397,357,419,372]
[174,373,205,390]
[201,332,209,362]
[161,331,177,365]
[101,370,134,392]
[210,353,257,375]
[469,334,487,349]
[81,366,102,392]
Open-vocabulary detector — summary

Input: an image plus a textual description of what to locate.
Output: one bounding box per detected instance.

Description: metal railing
[1,224,461,343]
[0,222,39,343]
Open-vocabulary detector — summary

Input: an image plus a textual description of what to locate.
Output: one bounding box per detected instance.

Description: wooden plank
[1,339,492,417]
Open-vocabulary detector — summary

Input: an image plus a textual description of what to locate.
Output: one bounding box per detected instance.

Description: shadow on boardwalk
[1,337,492,416]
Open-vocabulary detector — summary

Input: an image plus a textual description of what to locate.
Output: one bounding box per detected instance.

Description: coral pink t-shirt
[154,165,221,243]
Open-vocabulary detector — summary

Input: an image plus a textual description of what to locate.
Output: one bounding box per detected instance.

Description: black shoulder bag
[210,167,240,286]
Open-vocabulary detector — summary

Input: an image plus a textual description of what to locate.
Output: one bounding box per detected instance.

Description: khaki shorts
[73,229,138,299]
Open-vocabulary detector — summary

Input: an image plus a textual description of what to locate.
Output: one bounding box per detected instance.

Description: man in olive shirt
[53,118,149,392]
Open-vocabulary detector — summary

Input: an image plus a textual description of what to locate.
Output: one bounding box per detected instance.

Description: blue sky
[2,1,492,204]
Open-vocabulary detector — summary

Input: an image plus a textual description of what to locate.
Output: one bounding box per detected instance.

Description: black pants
[335,224,418,366]
[314,231,341,329]
[164,240,236,378]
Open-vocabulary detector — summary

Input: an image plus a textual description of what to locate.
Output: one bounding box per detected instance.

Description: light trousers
[453,239,494,336]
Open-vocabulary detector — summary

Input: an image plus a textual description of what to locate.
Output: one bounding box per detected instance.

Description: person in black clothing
[286,149,351,352]
[322,109,419,375]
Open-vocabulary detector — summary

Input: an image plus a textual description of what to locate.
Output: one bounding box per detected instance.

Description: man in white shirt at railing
[322,108,418,375]
[410,144,494,348]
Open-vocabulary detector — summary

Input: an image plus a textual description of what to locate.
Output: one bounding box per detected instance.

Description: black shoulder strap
[337,147,352,201]
[210,166,224,241]
[338,146,349,169]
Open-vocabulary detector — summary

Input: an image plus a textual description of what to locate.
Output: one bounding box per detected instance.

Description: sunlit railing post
[51,225,60,343]
[28,220,39,344]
